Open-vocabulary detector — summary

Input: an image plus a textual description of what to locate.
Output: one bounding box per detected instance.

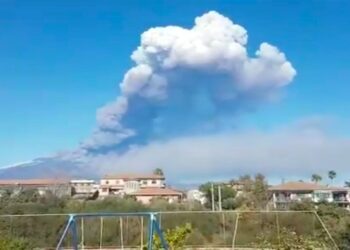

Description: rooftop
[0,179,69,186]
[269,181,349,192]
[103,173,165,180]
[129,187,182,196]
[70,180,96,184]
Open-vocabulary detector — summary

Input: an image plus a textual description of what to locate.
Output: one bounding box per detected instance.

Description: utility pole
[211,182,215,211]
[218,185,222,211]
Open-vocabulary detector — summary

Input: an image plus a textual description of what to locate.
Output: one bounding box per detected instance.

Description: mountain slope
[0,157,96,180]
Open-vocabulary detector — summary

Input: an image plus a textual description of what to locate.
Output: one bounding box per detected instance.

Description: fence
[0,210,339,249]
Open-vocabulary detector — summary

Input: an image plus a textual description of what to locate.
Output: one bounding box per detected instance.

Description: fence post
[153,214,168,250]
[231,212,240,250]
[70,216,78,250]
[147,214,154,250]
[140,217,144,250]
[275,212,281,248]
[56,214,74,250]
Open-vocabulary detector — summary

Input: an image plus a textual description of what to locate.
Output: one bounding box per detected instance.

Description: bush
[255,227,329,249]
[0,237,32,250]
[152,223,192,249]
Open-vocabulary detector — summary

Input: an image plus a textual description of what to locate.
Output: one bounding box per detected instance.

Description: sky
[1,1,350,183]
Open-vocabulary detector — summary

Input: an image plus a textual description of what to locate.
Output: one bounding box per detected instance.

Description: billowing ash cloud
[83,11,296,150]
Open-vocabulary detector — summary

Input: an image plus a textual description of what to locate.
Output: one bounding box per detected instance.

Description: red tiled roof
[129,188,182,196]
[103,173,165,180]
[269,181,349,192]
[0,179,69,186]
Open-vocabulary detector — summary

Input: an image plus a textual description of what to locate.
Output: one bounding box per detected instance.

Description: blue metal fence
[56,212,168,250]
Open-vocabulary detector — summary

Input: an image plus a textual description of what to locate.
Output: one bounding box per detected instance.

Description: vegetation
[199,182,237,209]
[311,173,322,183]
[0,237,32,250]
[328,170,337,184]
[0,174,349,249]
[153,168,164,176]
[152,223,192,249]
[255,227,328,249]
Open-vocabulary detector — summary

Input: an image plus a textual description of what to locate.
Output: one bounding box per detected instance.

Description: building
[0,179,71,197]
[70,179,98,195]
[129,187,183,204]
[226,181,245,196]
[186,189,207,205]
[269,181,350,209]
[99,173,165,197]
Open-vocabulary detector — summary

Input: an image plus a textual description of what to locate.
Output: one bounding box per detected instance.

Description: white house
[99,173,165,197]
[70,179,98,195]
[0,179,71,197]
[269,181,350,209]
[186,189,207,205]
[129,187,183,204]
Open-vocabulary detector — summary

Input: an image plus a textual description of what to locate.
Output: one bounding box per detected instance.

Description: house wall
[4,184,72,197]
[139,179,165,188]
[135,195,180,204]
[187,190,206,204]
[99,187,110,197]
[100,178,125,187]
[272,190,350,210]
[71,182,96,194]
[99,178,165,197]
[313,190,333,203]
[38,185,72,197]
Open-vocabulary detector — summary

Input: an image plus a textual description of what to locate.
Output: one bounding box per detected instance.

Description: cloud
[83,118,350,184]
[83,11,296,150]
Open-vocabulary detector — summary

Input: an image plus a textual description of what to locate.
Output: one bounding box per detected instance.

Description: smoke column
[83,11,296,152]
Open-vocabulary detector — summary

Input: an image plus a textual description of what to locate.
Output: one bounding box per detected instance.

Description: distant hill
[0,157,97,180]
[0,157,192,188]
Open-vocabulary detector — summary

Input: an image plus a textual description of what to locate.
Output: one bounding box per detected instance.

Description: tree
[221,197,237,210]
[153,168,164,176]
[228,174,269,210]
[311,174,322,183]
[251,174,269,209]
[345,181,350,188]
[199,182,236,210]
[328,170,336,184]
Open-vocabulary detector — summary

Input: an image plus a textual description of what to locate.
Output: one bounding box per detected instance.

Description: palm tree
[328,170,336,185]
[311,174,322,183]
[153,168,164,176]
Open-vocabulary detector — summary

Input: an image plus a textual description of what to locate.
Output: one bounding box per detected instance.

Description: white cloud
[85,120,350,183]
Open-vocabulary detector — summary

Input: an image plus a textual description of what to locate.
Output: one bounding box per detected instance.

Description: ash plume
[83,11,296,151]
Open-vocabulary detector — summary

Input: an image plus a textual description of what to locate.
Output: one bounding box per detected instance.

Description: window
[315,192,331,201]
[102,188,107,192]
[142,180,147,185]
[152,180,157,184]
[105,180,109,184]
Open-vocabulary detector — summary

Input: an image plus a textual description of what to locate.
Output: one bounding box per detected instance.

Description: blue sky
[1,0,350,169]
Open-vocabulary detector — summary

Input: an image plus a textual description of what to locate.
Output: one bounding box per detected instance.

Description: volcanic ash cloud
[83,11,296,150]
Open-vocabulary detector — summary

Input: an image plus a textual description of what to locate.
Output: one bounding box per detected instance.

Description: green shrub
[0,237,32,250]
